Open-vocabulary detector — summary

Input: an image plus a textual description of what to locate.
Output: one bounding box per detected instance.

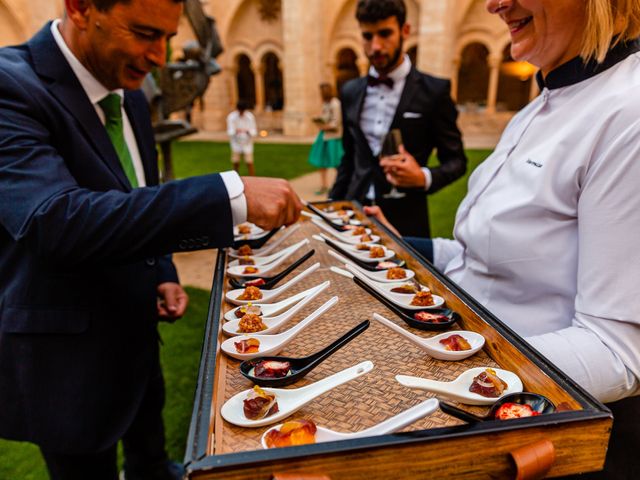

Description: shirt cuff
[421,167,432,190]
[220,171,247,225]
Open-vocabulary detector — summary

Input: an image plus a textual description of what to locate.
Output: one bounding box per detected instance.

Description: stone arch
[497,43,535,111]
[261,51,284,110]
[235,53,256,108]
[335,47,360,93]
[457,42,490,107]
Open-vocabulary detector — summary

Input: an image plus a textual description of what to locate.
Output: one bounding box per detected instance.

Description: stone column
[486,54,502,114]
[416,0,457,78]
[357,57,370,76]
[282,0,323,136]
[254,61,265,113]
[450,57,461,102]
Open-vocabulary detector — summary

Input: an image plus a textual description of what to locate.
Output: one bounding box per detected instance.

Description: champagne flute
[381,129,406,199]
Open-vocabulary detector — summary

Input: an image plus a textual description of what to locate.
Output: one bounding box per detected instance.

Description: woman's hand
[363,206,401,237]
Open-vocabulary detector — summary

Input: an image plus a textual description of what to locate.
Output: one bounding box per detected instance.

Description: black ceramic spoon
[323,237,405,272]
[232,227,281,250]
[439,392,556,423]
[228,249,315,290]
[239,320,370,387]
[304,202,349,232]
[353,277,458,331]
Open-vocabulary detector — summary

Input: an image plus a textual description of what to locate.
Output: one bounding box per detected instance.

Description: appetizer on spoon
[240,320,370,386]
[228,224,301,259]
[261,397,439,448]
[221,296,339,360]
[220,361,374,427]
[439,392,556,423]
[225,262,320,305]
[228,250,315,290]
[372,313,484,361]
[223,281,330,336]
[396,367,523,406]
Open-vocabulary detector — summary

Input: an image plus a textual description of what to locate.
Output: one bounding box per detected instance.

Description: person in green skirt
[309,83,344,195]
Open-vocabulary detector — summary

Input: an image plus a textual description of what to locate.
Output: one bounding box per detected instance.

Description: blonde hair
[582,0,640,62]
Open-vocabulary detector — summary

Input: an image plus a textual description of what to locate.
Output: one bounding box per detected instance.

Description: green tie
[98,94,139,188]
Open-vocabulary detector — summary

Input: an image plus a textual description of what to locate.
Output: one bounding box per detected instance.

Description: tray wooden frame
[184,201,612,479]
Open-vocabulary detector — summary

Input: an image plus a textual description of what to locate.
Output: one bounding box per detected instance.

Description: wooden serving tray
[184,201,611,480]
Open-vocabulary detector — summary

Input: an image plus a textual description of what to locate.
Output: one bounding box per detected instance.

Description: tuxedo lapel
[390,67,421,128]
[346,77,375,161]
[28,23,131,190]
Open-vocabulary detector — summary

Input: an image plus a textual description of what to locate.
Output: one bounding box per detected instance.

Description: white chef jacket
[434,40,640,403]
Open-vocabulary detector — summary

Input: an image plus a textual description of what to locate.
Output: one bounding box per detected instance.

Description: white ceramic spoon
[227,240,310,277]
[234,223,264,238]
[372,313,485,361]
[220,361,374,427]
[225,262,320,305]
[311,218,377,244]
[228,224,301,259]
[315,233,394,263]
[220,296,339,360]
[301,210,362,227]
[345,264,444,310]
[327,250,415,283]
[228,239,309,268]
[223,281,330,336]
[396,367,523,406]
[316,233,382,254]
[261,397,439,448]
[224,283,329,322]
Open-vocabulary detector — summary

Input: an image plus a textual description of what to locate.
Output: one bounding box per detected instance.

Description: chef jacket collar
[536,37,640,90]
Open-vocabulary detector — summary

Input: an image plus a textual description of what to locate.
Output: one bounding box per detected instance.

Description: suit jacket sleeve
[329,87,354,199]
[0,65,233,268]
[426,79,467,194]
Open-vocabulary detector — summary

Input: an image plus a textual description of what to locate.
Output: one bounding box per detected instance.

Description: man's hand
[157,282,189,322]
[379,145,426,188]
[243,177,303,230]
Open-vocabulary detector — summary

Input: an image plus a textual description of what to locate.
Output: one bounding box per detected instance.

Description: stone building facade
[0,0,537,137]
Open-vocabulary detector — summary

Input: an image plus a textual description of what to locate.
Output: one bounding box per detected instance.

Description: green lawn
[0,143,492,478]
[170,140,315,179]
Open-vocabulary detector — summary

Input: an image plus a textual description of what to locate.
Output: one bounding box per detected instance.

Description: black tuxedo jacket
[330,67,467,237]
[0,24,234,453]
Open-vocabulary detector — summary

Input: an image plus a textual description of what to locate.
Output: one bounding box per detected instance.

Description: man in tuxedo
[0,0,301,479]
[330,0,467,238]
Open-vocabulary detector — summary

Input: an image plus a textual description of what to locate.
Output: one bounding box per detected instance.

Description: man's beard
[370,37,404,75]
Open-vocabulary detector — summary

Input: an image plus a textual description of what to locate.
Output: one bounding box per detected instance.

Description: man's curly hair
[356,0,406,26]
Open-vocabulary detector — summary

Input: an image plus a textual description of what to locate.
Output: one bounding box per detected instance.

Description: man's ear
[64,0,94,30]
[401,22,411,39]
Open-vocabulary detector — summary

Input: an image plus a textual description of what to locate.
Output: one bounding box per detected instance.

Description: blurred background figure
[227,100,257,175]
[308,83,344,195]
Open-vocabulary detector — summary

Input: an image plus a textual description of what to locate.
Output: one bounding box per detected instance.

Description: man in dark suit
[0,0,301,479]
[330,0,467,238]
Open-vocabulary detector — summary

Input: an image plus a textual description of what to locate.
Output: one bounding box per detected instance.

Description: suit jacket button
[145,258,156,266]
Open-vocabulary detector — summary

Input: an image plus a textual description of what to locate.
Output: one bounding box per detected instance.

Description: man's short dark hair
[93,0,184,12]
[356,0,406,27]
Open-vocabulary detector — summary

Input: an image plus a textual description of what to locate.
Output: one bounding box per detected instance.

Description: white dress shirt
[433,49,640,402]
[51,20,247,225]
[361,55,431,198]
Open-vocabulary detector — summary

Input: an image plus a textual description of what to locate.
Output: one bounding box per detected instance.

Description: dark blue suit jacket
[0,24,233,453]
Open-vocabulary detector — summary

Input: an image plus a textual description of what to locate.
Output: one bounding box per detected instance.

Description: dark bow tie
[367,75,394,89]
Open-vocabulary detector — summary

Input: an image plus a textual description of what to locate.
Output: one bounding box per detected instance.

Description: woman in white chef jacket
[369,0,640,477]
